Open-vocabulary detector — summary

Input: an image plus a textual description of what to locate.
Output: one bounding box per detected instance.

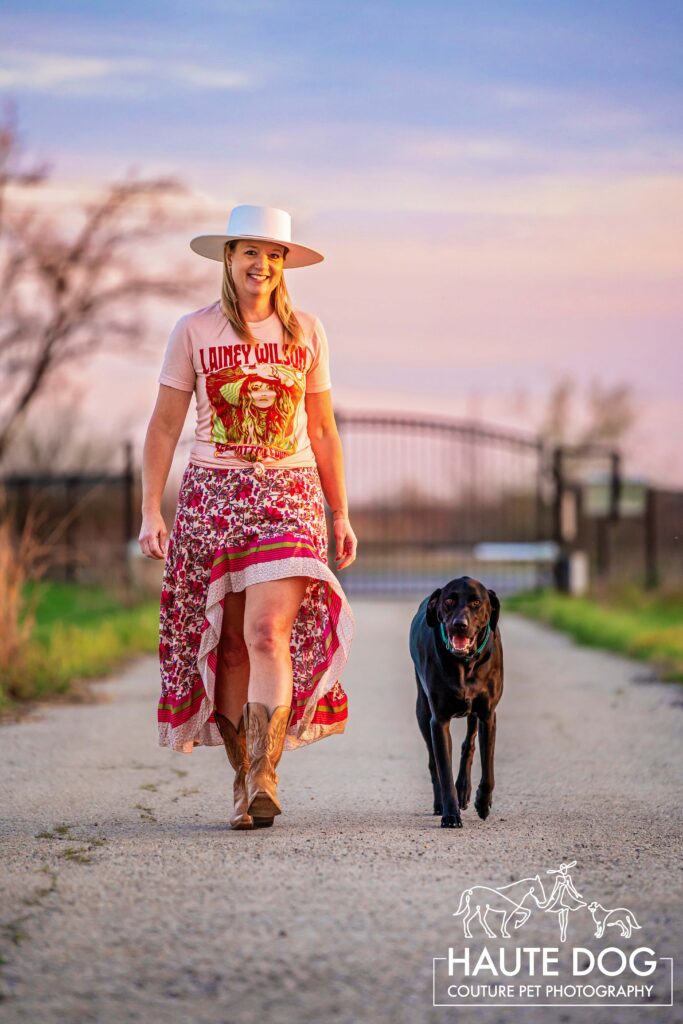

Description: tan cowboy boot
[243,702,293,821]
[213,710,254,830]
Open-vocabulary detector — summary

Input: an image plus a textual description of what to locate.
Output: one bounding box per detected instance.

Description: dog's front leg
[475,711,496,820]
[456,713,478,809]
[430,716,462,828]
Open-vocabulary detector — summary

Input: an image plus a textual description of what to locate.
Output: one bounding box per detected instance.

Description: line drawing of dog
[587,901,641,939]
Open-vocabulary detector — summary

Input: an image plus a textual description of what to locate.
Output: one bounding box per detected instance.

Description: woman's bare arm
[305,389,357,570]
[139,384,193,559]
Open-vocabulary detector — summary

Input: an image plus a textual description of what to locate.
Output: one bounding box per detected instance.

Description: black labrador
[408,576,503,828]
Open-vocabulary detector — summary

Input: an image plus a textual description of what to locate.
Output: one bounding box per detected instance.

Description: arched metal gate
[332,410,553,596]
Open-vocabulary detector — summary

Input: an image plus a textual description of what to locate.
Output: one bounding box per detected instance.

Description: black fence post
[645,487,658,590]
[594,449,620,584]
[609,451,621,522]
[123,441,134,590]
[552,446,563,547]
[535,441,546,544]
[551,446,564,590]
[65,476,76,583]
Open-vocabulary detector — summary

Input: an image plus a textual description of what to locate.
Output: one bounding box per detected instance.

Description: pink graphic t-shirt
[158,301,332,469]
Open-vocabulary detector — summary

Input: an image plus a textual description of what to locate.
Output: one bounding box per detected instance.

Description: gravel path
[2,601,682,1023]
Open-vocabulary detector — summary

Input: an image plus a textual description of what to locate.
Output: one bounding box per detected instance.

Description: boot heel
[249,792,281,819]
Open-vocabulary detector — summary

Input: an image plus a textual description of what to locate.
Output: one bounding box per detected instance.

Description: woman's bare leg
[243,576,310,712]
[214,589,249,727]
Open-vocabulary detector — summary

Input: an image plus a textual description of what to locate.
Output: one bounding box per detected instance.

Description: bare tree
[0,102,51,232]
[578,380,636,447]
[541,374,574,446]
[0,101,204,460]
[541,373,636,449]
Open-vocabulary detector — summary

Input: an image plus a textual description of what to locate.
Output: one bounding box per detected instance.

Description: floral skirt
[157,462,354,754]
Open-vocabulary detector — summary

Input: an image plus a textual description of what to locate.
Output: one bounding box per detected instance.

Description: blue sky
[4,1,682,179]
[2,1,682,482]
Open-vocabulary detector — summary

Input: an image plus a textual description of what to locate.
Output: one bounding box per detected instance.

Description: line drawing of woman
[538,861,586,942]
[206,363,304,458]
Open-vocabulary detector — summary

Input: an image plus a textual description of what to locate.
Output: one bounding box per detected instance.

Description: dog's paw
[474,788,492,820]
[433,802,443,816]
[440,813,463,829]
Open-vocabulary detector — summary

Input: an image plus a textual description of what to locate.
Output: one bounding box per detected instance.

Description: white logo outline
[453,861,641,944]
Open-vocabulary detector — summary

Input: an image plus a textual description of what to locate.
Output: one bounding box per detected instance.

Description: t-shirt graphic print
[157,302,332,470]
[205,356,305,462]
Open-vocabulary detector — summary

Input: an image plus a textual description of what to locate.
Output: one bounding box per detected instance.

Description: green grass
[1,581,159,712]
[504,585,683,682]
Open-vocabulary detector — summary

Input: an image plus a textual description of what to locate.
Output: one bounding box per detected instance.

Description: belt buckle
[252,460,266,478]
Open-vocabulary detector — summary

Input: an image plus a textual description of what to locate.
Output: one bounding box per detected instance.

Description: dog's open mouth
[447,633,474,653]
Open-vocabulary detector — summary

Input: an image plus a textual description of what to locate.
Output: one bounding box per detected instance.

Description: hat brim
[189,233,324,269]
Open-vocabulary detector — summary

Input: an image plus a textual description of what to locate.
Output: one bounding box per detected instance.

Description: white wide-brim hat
[190,204,324,269]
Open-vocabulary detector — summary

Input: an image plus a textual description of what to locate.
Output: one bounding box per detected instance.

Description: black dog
[408,576,503,829]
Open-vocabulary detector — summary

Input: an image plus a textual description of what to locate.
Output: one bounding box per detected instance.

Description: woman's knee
[244,615,291,657]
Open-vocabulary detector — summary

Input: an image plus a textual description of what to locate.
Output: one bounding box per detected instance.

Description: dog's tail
[453,889,472,917]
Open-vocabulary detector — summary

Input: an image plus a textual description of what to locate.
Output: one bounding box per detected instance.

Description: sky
[2,0,682,484]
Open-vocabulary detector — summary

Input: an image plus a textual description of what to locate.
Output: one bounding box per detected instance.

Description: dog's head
[425,576,499,656]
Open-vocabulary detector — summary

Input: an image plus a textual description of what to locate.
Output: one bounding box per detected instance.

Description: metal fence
[333,410,552,596]
[1,443,136,585]
[2,416,680,596]
[551,444,683,591]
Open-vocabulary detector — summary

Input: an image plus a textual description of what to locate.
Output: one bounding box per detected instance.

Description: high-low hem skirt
[157,462,354,754]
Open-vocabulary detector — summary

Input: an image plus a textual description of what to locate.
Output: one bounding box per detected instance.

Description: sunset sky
[2,0,682,483]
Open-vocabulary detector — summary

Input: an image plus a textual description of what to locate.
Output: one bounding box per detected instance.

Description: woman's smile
[229,240,285,301]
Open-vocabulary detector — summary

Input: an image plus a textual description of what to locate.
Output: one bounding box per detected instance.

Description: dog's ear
[425,588,442,628]
[487,589,500,633]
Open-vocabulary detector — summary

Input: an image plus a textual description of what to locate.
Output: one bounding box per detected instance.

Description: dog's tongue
[451,635,470,652]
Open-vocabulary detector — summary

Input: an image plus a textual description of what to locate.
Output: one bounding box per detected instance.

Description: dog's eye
[470,599,481,607]
[443,598,453,608]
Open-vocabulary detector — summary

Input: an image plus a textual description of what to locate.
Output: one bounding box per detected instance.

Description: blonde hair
[220,240,305,356]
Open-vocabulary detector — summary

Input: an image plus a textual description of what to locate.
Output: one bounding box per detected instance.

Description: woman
[139,204,357,831]
[539,861,586,942]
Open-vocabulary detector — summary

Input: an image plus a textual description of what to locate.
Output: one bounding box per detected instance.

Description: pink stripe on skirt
[157,462,354,753]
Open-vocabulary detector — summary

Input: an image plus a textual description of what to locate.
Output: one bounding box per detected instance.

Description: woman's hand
[333,516,357,570]
[139,510,168,560]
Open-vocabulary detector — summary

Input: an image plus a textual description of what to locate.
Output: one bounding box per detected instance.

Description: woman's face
[248,380,277,409]
[228,239,285,303]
